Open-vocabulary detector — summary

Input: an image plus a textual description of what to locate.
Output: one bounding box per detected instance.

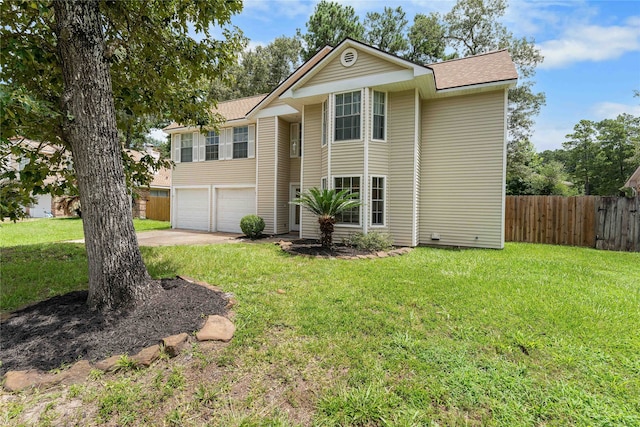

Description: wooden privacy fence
[146,196,170,221]
[505,196,639,252]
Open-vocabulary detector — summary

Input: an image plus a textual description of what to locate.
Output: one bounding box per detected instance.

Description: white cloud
[591,102,640,119]
[531,125,571,152]
[148,128,168,142]
[537,17,640,69]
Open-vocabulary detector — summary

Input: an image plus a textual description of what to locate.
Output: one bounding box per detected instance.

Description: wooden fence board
[505,195,639,251]
[146,196,170,221]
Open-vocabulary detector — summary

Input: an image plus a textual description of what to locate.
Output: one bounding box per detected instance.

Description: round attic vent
[340,48,358,67]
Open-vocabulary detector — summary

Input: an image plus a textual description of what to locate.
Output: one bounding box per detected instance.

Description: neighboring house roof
[624,165,640,189]
[427,49,518,90]
[125,148,172,189]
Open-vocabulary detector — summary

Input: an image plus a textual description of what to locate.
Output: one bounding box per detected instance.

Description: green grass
[1,221,639,426]
[0,217,170,247]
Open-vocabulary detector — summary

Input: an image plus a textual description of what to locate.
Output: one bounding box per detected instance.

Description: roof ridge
[427,48,509,67]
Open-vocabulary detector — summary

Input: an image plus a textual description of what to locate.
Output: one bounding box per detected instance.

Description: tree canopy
[1,0,245,310]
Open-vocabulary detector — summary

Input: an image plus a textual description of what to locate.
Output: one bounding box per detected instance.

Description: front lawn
[0,217,170,247]
[1,223,638,425]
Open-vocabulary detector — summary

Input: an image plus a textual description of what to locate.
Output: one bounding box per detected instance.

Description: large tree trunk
[54,0,159,310]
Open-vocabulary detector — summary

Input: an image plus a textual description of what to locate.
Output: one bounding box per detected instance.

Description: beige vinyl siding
[276,119,291,234]
[257,117,276,233]
[172,159,255,185]
[386,90,416,246]
[420,90,506,249]
[306,48,406,87]
[301,104,322,239]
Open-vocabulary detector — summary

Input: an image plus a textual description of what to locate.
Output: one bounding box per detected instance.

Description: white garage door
[216,188,256,233]
[175,188,209,231]
[29,194,52,218]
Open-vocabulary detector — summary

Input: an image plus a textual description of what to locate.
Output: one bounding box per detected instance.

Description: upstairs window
[334,176,360,225]
[180,133,193,163]
[205,130,219,161]
[372,91,386,141]
[334,91,361,141]
[290,123,302,157]
[233,126,248,159]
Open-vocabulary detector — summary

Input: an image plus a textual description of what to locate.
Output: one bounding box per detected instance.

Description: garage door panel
[176,188,209,231]
[217,188,255,233]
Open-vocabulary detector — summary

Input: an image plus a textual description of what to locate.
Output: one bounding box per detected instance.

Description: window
[372,91,386,140]
[290,123,301,157]
[150,190,169,198]
[205,130,219,161]
[233,126,248,159]
[321,100,327,146]
[321,177,328,190]
[334,91,361,141]
[180,133,193,163]
[371,177,385,226]
[334,176,360,224]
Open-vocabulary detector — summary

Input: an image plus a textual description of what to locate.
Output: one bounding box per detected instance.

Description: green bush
[240,215,265,239]
[343,231,393,252]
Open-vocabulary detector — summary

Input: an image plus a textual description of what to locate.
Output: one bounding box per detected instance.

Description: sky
[211,0,640,153]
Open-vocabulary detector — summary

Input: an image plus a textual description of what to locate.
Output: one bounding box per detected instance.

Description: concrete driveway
[135,229,243,246]
[67,229,243,246]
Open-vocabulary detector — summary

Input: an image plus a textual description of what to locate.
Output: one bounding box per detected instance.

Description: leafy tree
[298,0,364,61]
[595,114,639,195]
[363,6,409,55]
[505,139,539,195]
[564,120,600,195]
[405,13,448,64]
[532,161,576,196]
[1,0,244,310]
[292,188,361,248]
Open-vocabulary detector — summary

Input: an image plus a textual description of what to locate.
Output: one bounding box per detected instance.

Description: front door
[289,184,300,231]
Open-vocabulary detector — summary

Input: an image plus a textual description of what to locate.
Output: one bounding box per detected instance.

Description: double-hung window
[205,130,219,161]
[372,91,386,141]
[180,133,193,163]
[334,176,360,225]
[233,126,248,159]
[371,177,385,226]
[334,91,361,141]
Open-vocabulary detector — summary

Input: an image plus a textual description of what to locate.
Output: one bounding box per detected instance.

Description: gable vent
[340,48,358,67]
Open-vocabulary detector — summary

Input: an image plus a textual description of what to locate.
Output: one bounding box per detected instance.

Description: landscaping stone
[94,355,121,372]
[132,344,161,367]
[196,315,235,342]
[60,360,92,385]
[376,251,388,258]
[3,369,60,392]
[162,333,189,357]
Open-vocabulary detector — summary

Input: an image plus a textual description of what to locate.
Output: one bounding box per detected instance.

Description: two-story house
[164,38,517,249]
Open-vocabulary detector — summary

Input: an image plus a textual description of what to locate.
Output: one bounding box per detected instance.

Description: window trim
[370,175,387,227]
[205,130,220,161]
[320,176,328,190]
[332,175,362,227]
[290,122,302,158]
[321,100,328,147]
[333,89,363,144]
[180,132,194,163]
[371,90,387,142]
[232,125,249,159]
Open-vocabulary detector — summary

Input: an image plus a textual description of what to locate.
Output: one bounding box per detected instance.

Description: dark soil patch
[0,278,228,375]
[284,239,375,257]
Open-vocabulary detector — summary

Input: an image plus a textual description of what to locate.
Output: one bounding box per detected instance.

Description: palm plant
[291,187,361,248]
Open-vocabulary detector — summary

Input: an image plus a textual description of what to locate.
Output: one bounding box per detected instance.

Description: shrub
[240,214,265,239]
[343,231,393,252]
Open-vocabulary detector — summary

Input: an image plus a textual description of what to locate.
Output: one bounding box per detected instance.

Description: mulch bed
[282,239,378,257]
[0,278,228,375]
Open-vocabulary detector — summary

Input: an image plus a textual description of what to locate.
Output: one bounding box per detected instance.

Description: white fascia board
[436,79,518,94]
[254,104,299,119]
[288,69,415,100]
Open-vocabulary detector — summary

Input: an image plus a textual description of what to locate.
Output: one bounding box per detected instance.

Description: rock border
[277,240,413,260]
[2,277,236,393]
